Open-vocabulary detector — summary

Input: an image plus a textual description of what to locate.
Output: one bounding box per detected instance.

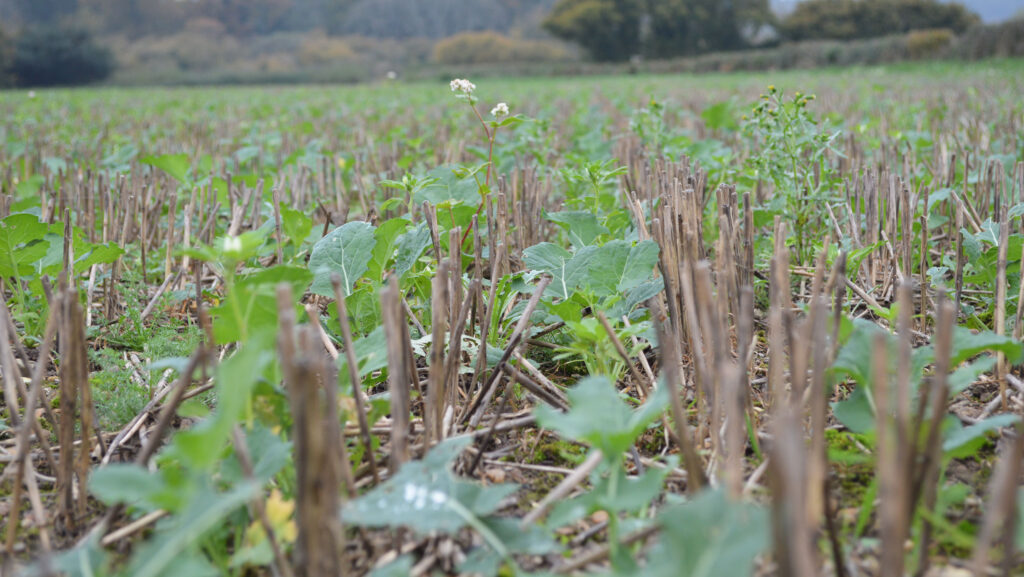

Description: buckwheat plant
[449,78,522,243]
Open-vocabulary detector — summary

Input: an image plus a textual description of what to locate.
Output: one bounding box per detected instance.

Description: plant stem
[461,102,496,247]
[606,457,622,567]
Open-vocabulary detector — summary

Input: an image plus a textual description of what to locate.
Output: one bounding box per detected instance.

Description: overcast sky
[772,0,1024,22]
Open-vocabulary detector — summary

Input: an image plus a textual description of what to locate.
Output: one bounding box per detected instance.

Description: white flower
[449,78,476,95]
[27,91,36,99]
[223,235,243,254]
[386,70,397,80]
[491,102,509,119]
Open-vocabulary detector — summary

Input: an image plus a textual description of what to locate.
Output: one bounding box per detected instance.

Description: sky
[771,0,1024,22]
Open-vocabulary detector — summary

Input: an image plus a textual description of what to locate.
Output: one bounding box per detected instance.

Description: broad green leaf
[647,489,770,577]
[548,458,674,528]
[379,196,405,212]
[280,205,312,247]
[344,284,382,335]
[457,518,561,577]
[337,326,388,382]
[123,480,260,577]
[73,241,124,275]
[168,339,273,469]
[950,327,1024,366]
[535,375,668,457]
[701,100,739,131]
[545,210,609,248]
[235,146,260,166]
[960,227,982,263]
[0,213,50,278]
[89,464,165,509]
[523,242,574,300]
[831,386,875,435]
[943,414,1019,455]
[546,297,584,323]
[211,267,309,344]
[309,221,377,297]
[369,556,415,577]
[1017,488,1024,551]
[831,318,930,392]
[435,202,478,239]
[524,243,602,301]
[220,425,291,485]
[948,357,996,395]
[607,277,664,319]
[580,240,660,296]
[415,165,481,207]
[23,534,109,577]
[830,318,888,385]
[343,437,519,535]
[141,153,191,184]
[365,218,409,284]
[483,517,560,556]
[394,221,431,280]
[37,223,124,277]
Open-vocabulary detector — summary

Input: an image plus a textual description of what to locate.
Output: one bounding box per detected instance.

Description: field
[1,60,1024,576]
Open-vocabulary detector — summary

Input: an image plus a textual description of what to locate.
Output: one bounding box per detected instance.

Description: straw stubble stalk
[283,326,347,577]
[428,260,450,446]
[994,210,1010,409]
[650,298,706,494]
[381,275,411,471]
[332,274,380,484]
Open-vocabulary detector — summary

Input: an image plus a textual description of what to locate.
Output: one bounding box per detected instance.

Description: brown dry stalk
[595,311,650,399]
[463,275,552,427]
[284,327,347,577]
[3,302,59,555]
[428,259,450,446]
[970,423,1024,576]
[651,299,706,494]
[915,294,955,575]
[332,274,381,484]
[768,405,817,577]
[231,427,296,577]
[994,210,1010,409]
[381,275,411,471]
[56,287,93,528]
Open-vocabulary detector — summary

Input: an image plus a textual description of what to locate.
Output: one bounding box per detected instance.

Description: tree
[78,0,191,38]
[198,0,294,36]
[544,0,772,61]
[339,0,510,39]
[0,25,13,88]
[543,0,643,61]
[11,25,114,86]
[781,0,980,42]
[11,0,79,26]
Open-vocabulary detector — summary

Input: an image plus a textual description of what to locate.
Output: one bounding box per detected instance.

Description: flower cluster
[491,102,509,119]
[449,78,476,95]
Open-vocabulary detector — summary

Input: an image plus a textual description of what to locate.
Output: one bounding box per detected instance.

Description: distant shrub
[433,31,569,65]
[120,26,242,73]
[298,32,358,66]
[781,0,979,42]
[11,25,114,86]
[907,28,955,59]
[954,20,1024,59]
[0,25,13,88]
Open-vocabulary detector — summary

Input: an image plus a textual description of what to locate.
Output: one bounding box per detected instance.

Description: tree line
[0,0,986,85]
[543,0,979,61]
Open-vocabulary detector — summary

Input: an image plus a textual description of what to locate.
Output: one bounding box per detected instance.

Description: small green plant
[344,437,560,576]
[743,86,841,263]
[830,318,1024,560]
[449,78,524,244]
[536,375,670,570]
